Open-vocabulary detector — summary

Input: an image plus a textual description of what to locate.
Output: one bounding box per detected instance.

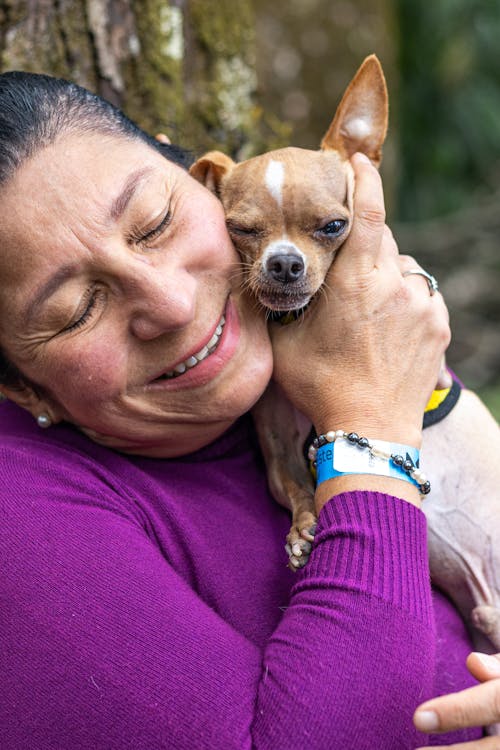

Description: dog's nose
[266,253,305,284]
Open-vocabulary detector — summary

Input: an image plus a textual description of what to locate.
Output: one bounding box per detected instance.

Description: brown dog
[190,56,500,654]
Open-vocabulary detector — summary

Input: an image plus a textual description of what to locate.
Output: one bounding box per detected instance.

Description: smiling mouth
[153,313,226,381]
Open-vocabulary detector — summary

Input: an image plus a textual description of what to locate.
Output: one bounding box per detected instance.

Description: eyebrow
[23,166,157,324]
[109,166,154,221]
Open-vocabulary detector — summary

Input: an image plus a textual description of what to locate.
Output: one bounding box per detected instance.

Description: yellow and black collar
[423,378,462,428]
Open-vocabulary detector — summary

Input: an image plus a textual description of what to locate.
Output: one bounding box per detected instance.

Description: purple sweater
[0,400,481,749]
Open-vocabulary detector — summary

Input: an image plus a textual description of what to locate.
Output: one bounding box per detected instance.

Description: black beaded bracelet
[308,430,431,495]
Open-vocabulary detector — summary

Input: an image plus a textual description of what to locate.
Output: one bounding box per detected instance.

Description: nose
[128,266,196,340]
[265,253,305,284]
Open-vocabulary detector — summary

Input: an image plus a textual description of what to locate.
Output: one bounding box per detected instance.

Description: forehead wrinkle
[109,166,155,221]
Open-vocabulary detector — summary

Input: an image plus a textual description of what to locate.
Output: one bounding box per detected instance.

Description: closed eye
[61,288,105,334]
[140,209,172,243]
[226,221,260,237]
[129,209,172,246]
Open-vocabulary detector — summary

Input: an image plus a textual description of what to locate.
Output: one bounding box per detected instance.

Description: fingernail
[352,152,371,165]
[414,709,439,731]
[474,652,500,674]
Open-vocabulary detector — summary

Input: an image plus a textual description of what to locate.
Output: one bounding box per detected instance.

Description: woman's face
[0,132,273,456]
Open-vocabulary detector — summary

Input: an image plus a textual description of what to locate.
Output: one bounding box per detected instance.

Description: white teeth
[195,346,209,361]
[207,332,219,349]
[156,313,226,380]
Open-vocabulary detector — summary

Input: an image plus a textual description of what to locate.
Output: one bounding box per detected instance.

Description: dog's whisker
[229,269,252,284]
[241,280,256,296]
[318,283,332,309]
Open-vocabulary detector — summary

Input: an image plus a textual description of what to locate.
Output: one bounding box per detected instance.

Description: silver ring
[402,269,439,296]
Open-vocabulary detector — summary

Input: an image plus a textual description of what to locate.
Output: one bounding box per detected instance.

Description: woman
[0,71,489,748]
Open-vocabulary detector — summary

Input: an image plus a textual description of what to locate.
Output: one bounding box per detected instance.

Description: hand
[414,652,500,748]
[271,152,451,447]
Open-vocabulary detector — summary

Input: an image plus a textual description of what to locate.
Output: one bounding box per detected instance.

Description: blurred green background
[253,0,500,417]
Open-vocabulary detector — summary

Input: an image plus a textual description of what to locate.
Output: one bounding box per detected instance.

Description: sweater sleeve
[0,444,435,750]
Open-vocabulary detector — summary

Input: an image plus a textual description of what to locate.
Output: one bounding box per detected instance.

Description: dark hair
[0,71,192,387]
[0,70,192,184]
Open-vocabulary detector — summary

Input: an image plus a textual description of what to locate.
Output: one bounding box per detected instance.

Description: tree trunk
[0,0,281,156]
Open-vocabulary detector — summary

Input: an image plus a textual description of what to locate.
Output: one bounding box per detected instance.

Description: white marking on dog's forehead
[344,116,372,139]
[264,160,285,207]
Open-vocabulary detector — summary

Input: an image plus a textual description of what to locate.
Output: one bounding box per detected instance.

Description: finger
[414,678,500,734]
[402,272,436,296]
[423,288,451,349]
[417,737,500,749]
[397,254,424,271]
[374,225,399,269]
[467,653,500,683]
[336,152,386,270]
[436,356,453,389]
[396,258,449,333]
[400,266,445,313]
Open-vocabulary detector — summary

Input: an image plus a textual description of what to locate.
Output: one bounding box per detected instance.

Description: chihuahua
[189,56,500,653]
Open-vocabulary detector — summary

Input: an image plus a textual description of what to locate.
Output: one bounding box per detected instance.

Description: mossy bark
[0,0,287,156]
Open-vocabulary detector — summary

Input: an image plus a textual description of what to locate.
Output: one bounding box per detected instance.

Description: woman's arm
[0,443,435,750]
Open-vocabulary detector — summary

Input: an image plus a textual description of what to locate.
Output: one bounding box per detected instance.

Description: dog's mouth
[267,301,312,323]
[257,291,314,313]
[252,280,316,313]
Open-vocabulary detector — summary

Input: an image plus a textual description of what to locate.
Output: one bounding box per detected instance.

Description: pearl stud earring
[36,413,52,429]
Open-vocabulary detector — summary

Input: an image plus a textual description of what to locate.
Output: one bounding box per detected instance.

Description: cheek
[187,193,237,266]
[46,336,127,404]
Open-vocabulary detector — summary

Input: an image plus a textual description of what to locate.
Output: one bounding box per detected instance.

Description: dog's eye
[319,219,346,236]
[226,222,259,237]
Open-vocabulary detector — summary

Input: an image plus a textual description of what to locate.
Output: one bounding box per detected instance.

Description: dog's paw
[285,511,317,570]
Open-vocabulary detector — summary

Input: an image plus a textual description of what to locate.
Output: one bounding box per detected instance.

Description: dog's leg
[252,382,317,569]
[422,389,500,651]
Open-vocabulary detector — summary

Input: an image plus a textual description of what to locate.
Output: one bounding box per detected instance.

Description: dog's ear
[321,55,388,167]
[189,151,236,195]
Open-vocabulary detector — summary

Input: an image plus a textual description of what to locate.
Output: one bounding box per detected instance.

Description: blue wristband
[315,438,421,488]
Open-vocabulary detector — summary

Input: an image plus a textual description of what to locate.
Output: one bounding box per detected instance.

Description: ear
[189,151,236,195]
[321,54,388,167]
[0,381,62,426]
